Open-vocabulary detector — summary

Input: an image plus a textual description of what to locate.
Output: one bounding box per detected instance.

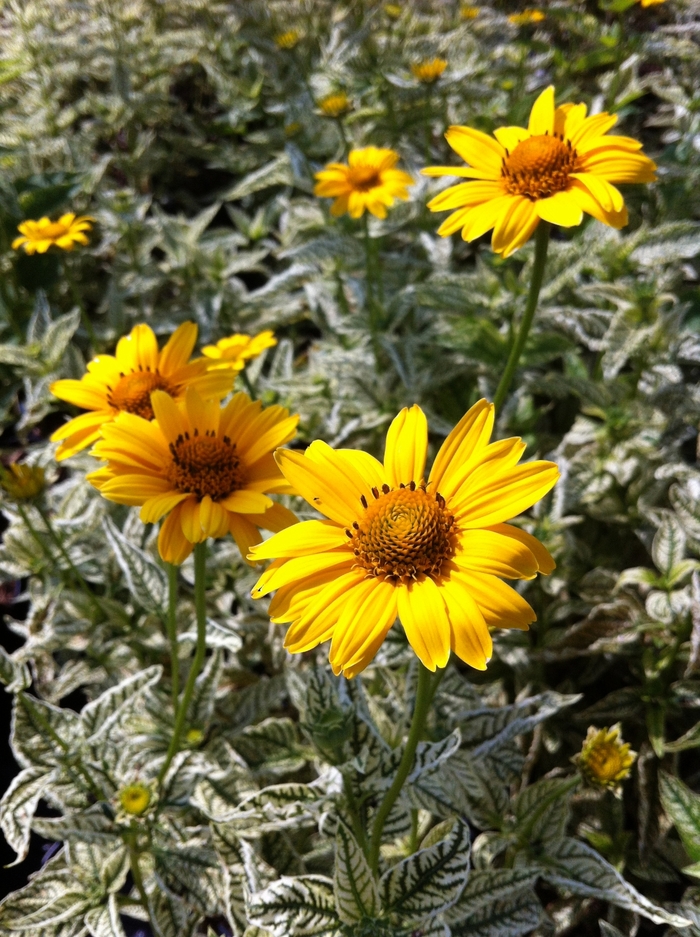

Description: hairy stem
[493,222,550,411]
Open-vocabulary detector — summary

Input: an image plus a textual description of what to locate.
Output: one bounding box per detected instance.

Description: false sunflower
[201,330,277,372]
[314,147,414,220]
[423,85,656,257]
[250,399,558,677]
[12,213,95,254]
[88,388,299,565]
[50,322,234,461]
[574,725,636,793]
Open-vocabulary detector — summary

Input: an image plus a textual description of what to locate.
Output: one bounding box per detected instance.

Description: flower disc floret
[314,147,415,220]
[250,399,559,678]
[423,85,657,257]
[167,431,243,501]
[107,369,176,420]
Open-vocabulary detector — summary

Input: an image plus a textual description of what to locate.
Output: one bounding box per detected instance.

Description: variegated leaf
[81,665,162,742]
[0,765,54,863]
[449,886,543,937]
[447,868,540,922]
[246,876,341,937]
[12,693,82,770]
[334,821,379,924]
[84,895,126,937]
[102,517,167,617]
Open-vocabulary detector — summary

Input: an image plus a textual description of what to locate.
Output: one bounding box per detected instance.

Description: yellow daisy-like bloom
[201,330,277,373]
[384,4,402,18]
[508,9,545,24]
[274,29,302,49]
[50,322,234,462]
[422,85,656,257]
[314,147,415,220]
[574,725,636,792]
[411,58,448,84]
[319,92,353,118]
[0,463,46,501]
[88,387,298,565]
[12,213,95,255]
[118,783,152,817]
[460,4,480,19]
[250,399,559,678]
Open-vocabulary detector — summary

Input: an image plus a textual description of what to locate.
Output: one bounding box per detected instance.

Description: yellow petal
[577,152,656,184]
[184,386,219,435]
[452,460,560,527]
[569,112,617,148]
[569,173,623,212]
[51,409,111,443]
[429,399,494,497]
[283,571,367,651]
[567,179,628,229]
[258,501,298,532]
[304,440,381,508]
[275,448,360,525]
[158,321,198,375]
[444,126,506,174]
[330,578,398,676]
[384,405,428,487]
[536,190,584,227]
[50,379,109,411]
[421,165,498,180]
[396,577,451,671]
[452,529,539,580]
[218,490,272,514]
[179,498,206,543]
[457,194,516,242]
[252,551,354,598]
[151,390,188,442]
[96,474,171,506]
[562,102,587,140]
[491,196,540,257]
[199,495,229,538]
[493,125,531,152]
[439,576,491,669]
[116,323,158,373]
[488,523,555,573]
[449,568,535,630]
[427,180,504,212]
[158,507,193,565]
[269,566,348,622]
[249,519,347,560]
[140,491,189,524]
[528,86,555,136]
[228,513,263,560]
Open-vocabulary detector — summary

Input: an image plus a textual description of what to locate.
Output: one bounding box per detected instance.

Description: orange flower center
[347,483,456,583]
[167,431,243,501]
[502,133,580,200]
[108,370,176,420]
[349,165,382,192]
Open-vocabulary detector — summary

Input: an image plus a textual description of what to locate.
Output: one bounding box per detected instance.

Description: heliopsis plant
[201,330,277,372]
[574,725,636,793]
[314,147,414,219]
[12,213,95,254]
[423,85,656,257]
[251,398,558,677]
[88,387,298,564]
[50,322,234,460]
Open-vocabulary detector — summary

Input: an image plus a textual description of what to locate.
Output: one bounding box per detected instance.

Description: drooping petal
[330,579,398,676]
[536,190,584,227]
[140,491,190,524]
[488,523,555,573]
[439,576,491,669]
[491,196,540,257]
[158,507,194,565]
[283,571,368,652]
[396,577,451,671]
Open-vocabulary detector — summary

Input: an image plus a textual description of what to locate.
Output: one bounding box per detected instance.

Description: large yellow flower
[201,330,277,372]
[50,322,234,461]
[88,388,298,565]
[314,147,414,220]
[250,399,558,677]
[12,213,95,254]
[423,86,656,257]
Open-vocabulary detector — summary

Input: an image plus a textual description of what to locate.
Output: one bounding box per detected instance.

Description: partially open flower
[574,725,636,792]
[12,213,95,254]
[201,330,277,372]
[0,463,45,501]
[411,58,448,83]
[274,29,302,49]
[318,92,353,118]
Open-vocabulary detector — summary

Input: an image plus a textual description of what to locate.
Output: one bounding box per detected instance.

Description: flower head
[422,85,656,257]
[250,399,558,678]
[88,387,298,565]
[201,330,277,372]
[411,58,448,84]
[50,322,234,461]
[12,213,95,255]
[118,783,152,817]
[639,0,665,6]
[384,3,402,18]
[508,9,545,25]
[319,92,353,118]
[0,463,45,501]
[314,147,414,220]
[275,29,302,49]
[574,725,636,792]
[460,4,480,18]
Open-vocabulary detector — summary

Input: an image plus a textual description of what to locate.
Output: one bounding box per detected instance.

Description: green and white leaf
[84,896,126,937]
[81,665,162,742]
[448,887,543,937]
[0,645,31,692]
[447,868,540,922]
[659,771,700,862]
[246,875,340,937]
[334,821,379,924]
[0,765,54,863]
[102,517,167,617]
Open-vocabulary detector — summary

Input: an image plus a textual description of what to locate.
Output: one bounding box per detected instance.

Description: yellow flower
[411,58,448,83]
[460,4,480,18]
[201,330,277,372]
[384,3,402,18]
[274,29,302,49]
[508,9,545,24]
[422,85,656,257]
[250,399,558,678]
[12,213,95,255]
[319,92,353,118]
[49,322,234,462]
[118,783,152,816]
[0,463,45,501]
[314,147,414,220]
[639,0,665,5]
[574,725,636,792]
[88,387,298,565]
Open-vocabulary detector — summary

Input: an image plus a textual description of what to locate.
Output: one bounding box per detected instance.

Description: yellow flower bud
[0,463,46,501]
[574,725,636,792]
[118,783,152,816]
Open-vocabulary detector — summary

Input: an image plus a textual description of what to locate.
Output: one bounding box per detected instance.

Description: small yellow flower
[12,213,95,255]
[318,92,353,119]
[250,399,558,678]
[508,8,546,24]
[50,322,235,462]
[411,58,448,84]
[88,387,298,565]
[118,783,152,816]
[274,29,302,49]
[638,0,665,5]
[314,147,414,220]
[0,463,45,501]
[201,330,277,372]
[423,85,656,257]
[574,725,636,792]
[460,4,480,18]
[186,728,204,746]
[384,3,402,17]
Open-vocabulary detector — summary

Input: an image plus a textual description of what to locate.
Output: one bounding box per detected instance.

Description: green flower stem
[166,563,179,709]
[362,214,382,364]
[34,503,103,618]
[343,771,368,853]
[368,662,434,873]
[493,221,550,412]
[158,541,208,786]
[126,831,150,910]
